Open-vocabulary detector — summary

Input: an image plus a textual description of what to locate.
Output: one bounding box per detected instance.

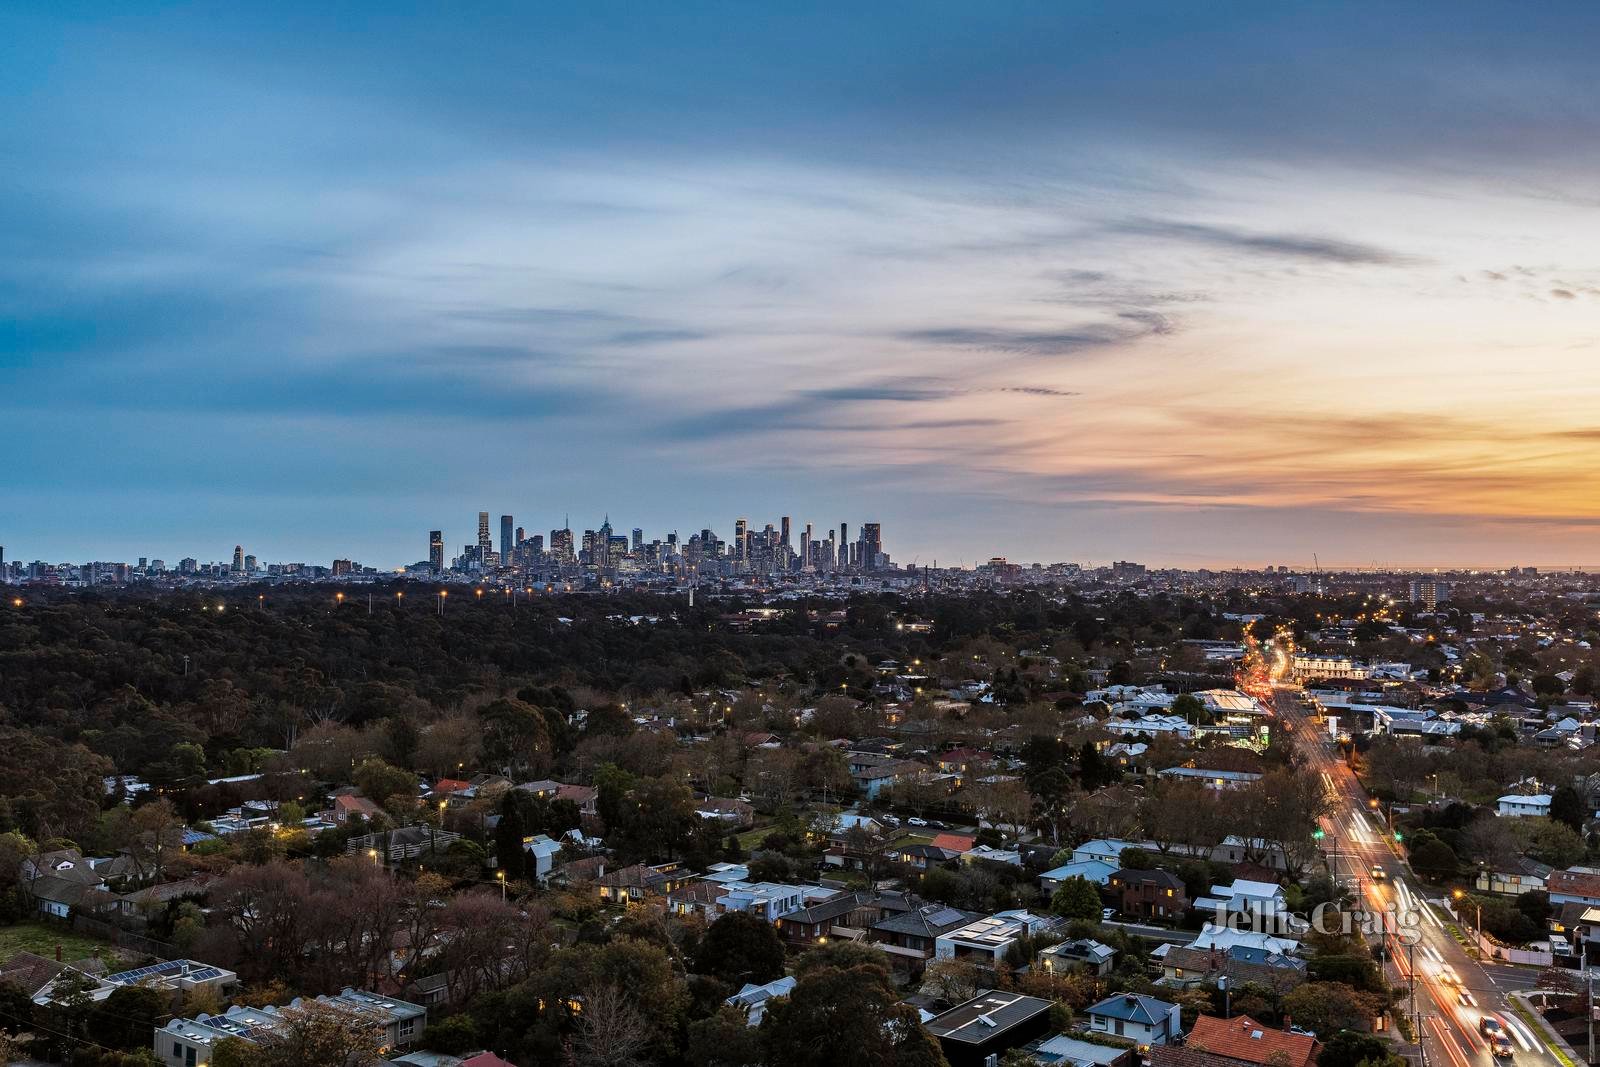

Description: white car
[1102,907,1117,921]
[907,817,928,827]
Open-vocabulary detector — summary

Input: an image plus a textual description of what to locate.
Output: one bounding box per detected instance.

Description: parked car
[1101,907,1117,921]
[907,817,928,827]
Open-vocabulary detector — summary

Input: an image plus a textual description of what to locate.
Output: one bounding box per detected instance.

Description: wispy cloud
[1112,219,1417,266]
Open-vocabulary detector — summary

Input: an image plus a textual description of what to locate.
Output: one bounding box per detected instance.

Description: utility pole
[1588,969,1594,1066]
[1408,942,1417,1047]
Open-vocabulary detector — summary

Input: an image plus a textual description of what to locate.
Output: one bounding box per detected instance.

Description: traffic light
[1393,831,1404,842]
[1312,829,1325,840]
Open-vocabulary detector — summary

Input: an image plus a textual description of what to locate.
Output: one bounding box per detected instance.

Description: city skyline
[6,5,1600,566]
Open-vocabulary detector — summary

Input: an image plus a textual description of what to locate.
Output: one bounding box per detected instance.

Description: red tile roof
[930,832,976,853]
[1549,869,1600,902]
[1186,1015,1317,1067]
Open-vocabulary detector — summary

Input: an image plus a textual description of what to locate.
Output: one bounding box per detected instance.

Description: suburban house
[934,911,1056,962]
[1183,1014,1318,1067]
[597,861,693,904]
[1156,768,1262,790]
[871,903,982,961]
[332,794,386,823]
[1038,938,1117,976]
[1159,945,1306,993]
[1107,869,1188,921]
[925,990,1054,1067]
[1547,868,1600,908]
[1031,1034,1137,1067]
[1193,880,1293,927]
[1497,794,1553,818]
[774,892,868,946]
[1476,856,1553,896]
[725,976,796,1027]
[1040,860,1118,893]
[694,796,756,828]
[716,881,812,923]
[522,834,563,880]
[156,990,426,1067]
[1086,993,1182,1046]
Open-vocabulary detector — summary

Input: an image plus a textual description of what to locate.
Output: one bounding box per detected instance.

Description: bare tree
[571,983,653,1067]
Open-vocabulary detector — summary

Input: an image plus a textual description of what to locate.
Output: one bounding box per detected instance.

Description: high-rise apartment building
[1409,578,1451,610]
[477,512,491,554]
[734,518,748,560]
[429,531,444,573]
[232,545,245,573]
[500,515,514,562]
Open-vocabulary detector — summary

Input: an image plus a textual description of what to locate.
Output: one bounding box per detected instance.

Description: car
[907,817,928,827]
[1102,907,1117,921]
[1457,988,1475,1007]
[1480,1019,1513,1058]
[1370,866,1386,881]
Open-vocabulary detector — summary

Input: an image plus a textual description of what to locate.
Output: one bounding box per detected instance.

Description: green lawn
[0,922,123,967]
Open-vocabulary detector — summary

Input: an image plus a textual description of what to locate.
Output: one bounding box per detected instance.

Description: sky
[4,2,1600,570]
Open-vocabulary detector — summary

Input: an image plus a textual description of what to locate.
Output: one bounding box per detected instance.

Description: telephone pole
[1408,942,1418,1047]
[1587,969,1594,1065]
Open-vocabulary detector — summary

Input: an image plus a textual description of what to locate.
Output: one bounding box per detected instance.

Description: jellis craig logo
[1210,902,1424,946]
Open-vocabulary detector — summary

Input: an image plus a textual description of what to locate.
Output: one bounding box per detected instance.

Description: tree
[1280,981,1385,1035]
[1051,876,1103,921]
[1550,786,1585,833]
[478,698,552,779]
[248,1001,384,1067]
[88,984,169,1051]
[1407,837,1460,881]
[1318,1031,1405,1067]
[688,1005,767,1067]
[571,983,652,1067]
[352,758,418,808]
[695,912,786,985]
[761,963,948,1067]
[1171,693,1212,725]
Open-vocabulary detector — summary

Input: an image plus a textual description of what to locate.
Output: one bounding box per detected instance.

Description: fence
[71,914,176,960]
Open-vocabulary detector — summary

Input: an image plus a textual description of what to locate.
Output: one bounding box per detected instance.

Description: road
[1275,688,1563,1067]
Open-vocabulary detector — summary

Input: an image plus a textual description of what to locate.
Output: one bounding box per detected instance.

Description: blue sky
[5,3,1600,568]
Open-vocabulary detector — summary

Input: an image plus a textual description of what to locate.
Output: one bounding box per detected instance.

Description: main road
[1274,687,1563,1067]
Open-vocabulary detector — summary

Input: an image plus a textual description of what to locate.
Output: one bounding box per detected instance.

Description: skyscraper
[477,512,492,555]
[500,515,514,563]
[429,531,444,573]
[734,518,748,560]
[780,516,791,547]
[861,522,882,569]
[232,545,244,573]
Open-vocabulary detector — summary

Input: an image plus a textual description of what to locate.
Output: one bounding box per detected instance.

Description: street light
[497,870,506,902]
[336,592,345,606]
[368,847,379,867]
[1453,889,1482,949]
